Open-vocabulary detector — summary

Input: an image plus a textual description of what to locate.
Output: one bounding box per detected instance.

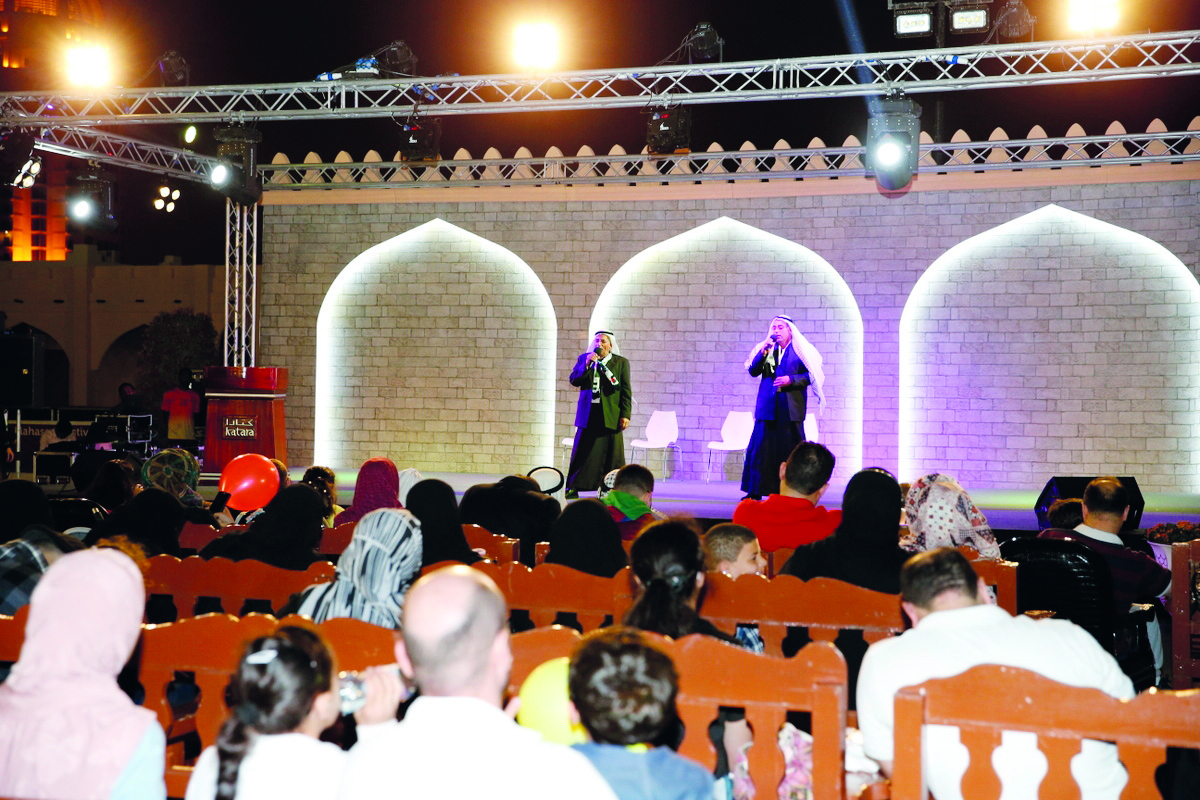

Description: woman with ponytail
[184,627,403,800]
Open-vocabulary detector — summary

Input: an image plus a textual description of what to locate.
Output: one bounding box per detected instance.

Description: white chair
[629,411,681,479]
[704,410,755,483]
[560,436,574,474]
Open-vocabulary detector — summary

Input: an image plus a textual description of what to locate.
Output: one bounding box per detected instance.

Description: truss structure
[2,30,1199,126]
[34,126,222,181]
[223,201,258,367]
[258,130,1200,188]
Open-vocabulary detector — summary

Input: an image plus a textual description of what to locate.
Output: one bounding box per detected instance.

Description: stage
[230,470,1200,533]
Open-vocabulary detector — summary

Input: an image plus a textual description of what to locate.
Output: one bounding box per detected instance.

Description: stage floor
[251,470,1200,532]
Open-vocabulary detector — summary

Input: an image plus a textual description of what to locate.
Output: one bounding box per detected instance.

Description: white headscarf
[587,330,620,357]
[296,507,423,628]
[744,315,826,411]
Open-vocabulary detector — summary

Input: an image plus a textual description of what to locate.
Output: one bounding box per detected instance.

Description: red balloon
[219,453,281,511]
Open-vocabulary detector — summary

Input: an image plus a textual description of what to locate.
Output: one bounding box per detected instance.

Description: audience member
[568,627,713,800]
[732,441,841,552]
[142,448,207,510]
[406,478,482,568]
[779,468,910,594]
[85,487,187,557]
[0,548,166,799]
[599,464,665,540]
[285,508,422,628]
[1039,476,1171,680]
[900,473,1001,559]
[702,523,766,655]
[184,627,402,800]
[0,479,52,543]
[84,459,139,513]
[1045,497,1084,531]
[337,565,617,799]
[0,524,85,615]
[333,458,402,527]
[113,381,152,416]
[857,548,1133,798]
[300,466,344,527]
[202,484,326,570]
[459,474,560,567]
[396,467,424,507]
[545,499,628,578]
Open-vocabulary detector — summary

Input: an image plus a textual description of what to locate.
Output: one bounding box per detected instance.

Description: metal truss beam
[34,126,221,183]
[224,201,258,367]
[259,130,1200,188]
[2,30,1199,126]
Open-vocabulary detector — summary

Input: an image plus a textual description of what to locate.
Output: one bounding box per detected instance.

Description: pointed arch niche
[315,219,557,472]
[900,204,1200,492]
[590,217,864,483]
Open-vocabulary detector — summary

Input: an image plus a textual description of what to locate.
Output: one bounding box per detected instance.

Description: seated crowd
[0,442,1189,800]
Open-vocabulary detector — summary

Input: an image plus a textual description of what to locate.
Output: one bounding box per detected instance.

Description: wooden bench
[144,555,335,619]
[462,524,520,563]
[318,521,356,556]
[0,604,29,663]
[177,521,225,553]
[1171,539,1200,689]
[892,663,1200,800]
[476,561,618,632]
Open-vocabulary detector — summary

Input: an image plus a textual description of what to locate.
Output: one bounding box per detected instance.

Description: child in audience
[184,626,403,800]
[568,627,713,800]
[702,524,766,654]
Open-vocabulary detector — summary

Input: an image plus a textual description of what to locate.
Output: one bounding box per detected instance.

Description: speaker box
[1034,476,1143,533]
[0,335,44,407]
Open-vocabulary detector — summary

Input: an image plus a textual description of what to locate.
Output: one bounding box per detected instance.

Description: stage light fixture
[866,95,922,191]
[995,0,1036,38]
[14,155,41,189]
[950,7,989,31]
[0,129,37,187]
[211,125,262,206]
[1068,0,1117,33]
[894,9,933,36]
[65,44,112,87]
[317,40,417,80]
[68,173,117,232]
[685,22,724,62]
[153,184,180,212]
[156,50,190,86]
[397,117,442,162]
[513,22,559,69]
[646,106,692,156]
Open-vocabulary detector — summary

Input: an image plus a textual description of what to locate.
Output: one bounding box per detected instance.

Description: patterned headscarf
[296,507,423,628]
[901,473,1000,559]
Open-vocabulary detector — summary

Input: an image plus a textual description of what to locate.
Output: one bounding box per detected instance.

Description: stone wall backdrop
[259,171,1200,492]
[312,219,556,473]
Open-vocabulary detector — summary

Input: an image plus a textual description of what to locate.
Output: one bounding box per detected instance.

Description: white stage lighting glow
[513,22,559,69]
[65,45,112,87]
[900,204,1200,492]
[590,216,864,481]
[69,198,94,220]
[210,163,230,187]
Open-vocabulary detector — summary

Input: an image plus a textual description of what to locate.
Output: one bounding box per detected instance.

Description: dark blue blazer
[749,345,810,422]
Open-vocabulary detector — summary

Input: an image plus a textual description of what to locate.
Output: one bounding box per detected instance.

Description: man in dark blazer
[741,315,812,499]
[566,331,633,496]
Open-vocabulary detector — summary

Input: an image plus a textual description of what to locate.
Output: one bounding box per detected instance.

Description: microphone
[769,333,780,343]
[593,346,603,356]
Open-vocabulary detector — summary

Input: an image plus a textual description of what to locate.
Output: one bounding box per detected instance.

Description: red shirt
[731,495,841,552]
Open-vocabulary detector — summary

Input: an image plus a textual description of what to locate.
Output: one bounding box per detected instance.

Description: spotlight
[317,40,417,80]
[894,8,933,36]
[182,125,199,146]
[0,129,37,186]
[65,44,112,87]
[995,0,1036,38]
[211,125,262,206]
[950,6,989,32]
[513,23,559,69]
[685,22,724,62]
[397,117,442,162]
[646,106,691,156]
[1068,0,1117,33]
[68,173,117,232]
[153,184,180,212]
[866,95,922,191]
[156,51,190,86]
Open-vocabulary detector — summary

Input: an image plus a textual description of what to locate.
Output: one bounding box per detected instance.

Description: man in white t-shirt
[338,566,617,800]
[857,548,1134,800]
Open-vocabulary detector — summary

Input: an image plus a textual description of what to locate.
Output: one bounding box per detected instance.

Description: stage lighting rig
[646,106,692,156]
[0,130,38,187]
[992,0,1036,39]
[210,125,262,206]
[153,184,180,213]
[890,1,992,38]
[866,94,922,192]
[68,172,117,232]
[396,116,442,162]
[156,51,190,86]
[316,40,417,81]
[685,23,724,62]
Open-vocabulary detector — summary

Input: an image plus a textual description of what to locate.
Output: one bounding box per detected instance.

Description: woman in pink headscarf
[333,458,406,527]
[0,548,166,799]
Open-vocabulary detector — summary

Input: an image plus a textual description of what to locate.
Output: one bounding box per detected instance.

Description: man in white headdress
[741,315,825,499]
[566,331,632,498]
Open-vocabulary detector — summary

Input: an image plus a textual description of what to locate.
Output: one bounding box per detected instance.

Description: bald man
[337,566,617,800]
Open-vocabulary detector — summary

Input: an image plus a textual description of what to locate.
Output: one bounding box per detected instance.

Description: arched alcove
[8,322,69,408]
[93,326,148,407]
[315,219,557,473]
[589,216,864,483]
[900,204,1200,492]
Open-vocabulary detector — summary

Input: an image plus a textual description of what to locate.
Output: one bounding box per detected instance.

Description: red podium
[202,367,288,475]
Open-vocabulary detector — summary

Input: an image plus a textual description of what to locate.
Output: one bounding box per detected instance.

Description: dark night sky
[84,0,1200,264]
